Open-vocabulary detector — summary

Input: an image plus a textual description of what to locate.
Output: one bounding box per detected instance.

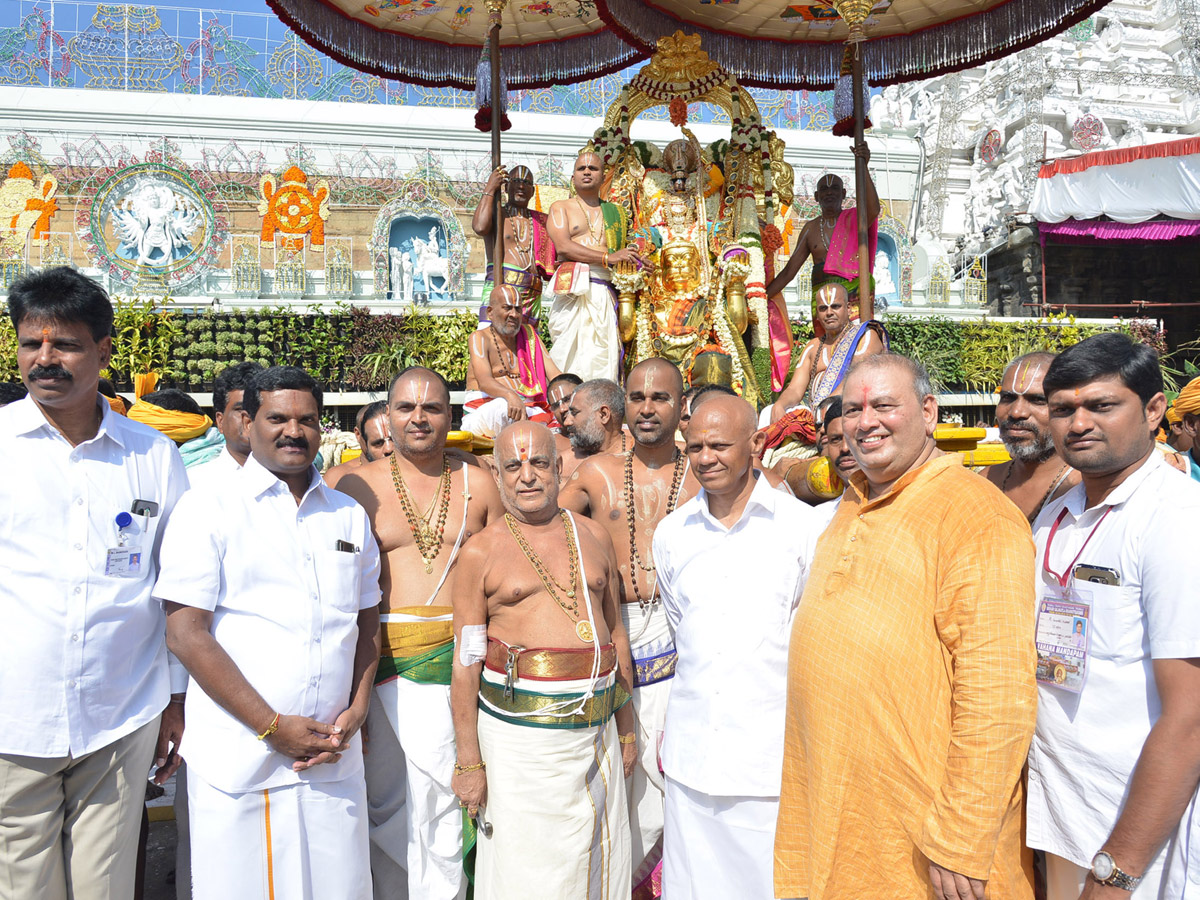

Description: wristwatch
[1091,851,1142,891]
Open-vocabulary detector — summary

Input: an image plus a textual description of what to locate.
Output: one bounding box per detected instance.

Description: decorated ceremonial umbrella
[268,0,647,267]
[596,0,1112,319]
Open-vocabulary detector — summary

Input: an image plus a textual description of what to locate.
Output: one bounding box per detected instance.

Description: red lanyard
[1042,505,1112,589]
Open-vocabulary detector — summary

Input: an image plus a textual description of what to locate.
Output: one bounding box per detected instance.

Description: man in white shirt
[652,393,822,899]
[158,366,382,900]
[186,360,262,490]
[1029,332,1200,899]
[0,267,188,900]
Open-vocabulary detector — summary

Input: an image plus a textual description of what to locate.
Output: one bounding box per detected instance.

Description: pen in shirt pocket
[334,540,359,553]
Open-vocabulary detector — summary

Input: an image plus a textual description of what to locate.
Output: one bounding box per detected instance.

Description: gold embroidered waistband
[382,605,454,658]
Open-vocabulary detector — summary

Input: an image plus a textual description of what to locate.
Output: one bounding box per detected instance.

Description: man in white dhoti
[450,421,636,900]
[546,150,644,383]
[561,359,702,895]
[335,366,503,900]
[652,394,822,899]
[158,366,382,900]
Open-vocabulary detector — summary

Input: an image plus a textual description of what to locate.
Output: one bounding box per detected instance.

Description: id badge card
[1034,587,1091,692]
[105,546,143,578]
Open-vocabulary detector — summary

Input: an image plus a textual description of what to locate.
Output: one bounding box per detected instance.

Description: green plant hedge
[0,300,1174,398]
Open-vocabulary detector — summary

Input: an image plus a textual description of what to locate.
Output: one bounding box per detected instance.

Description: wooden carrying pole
[850,42,873,321]
[489,2,505,273]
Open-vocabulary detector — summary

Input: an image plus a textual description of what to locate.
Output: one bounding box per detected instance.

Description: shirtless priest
[546,150,643,383]
[560,357,700,892]
[334,366,503,900]
[451,422,635,900]
[462,284,561,440]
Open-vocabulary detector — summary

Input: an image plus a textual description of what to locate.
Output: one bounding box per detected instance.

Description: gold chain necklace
[505,509,593,643]
[625,448,686,608]
[574,197,604,247]
[390,453,452,574]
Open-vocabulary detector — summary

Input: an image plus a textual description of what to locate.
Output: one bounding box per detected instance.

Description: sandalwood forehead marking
[1012,360,1045,395]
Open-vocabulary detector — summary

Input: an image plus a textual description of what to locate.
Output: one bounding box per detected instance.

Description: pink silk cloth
[823,208,879,282]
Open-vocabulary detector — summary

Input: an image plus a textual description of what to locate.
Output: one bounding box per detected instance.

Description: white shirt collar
[10,393,127,449]
[241,451,325,506]
[691,471,777,531]
[1062,450,1162,519]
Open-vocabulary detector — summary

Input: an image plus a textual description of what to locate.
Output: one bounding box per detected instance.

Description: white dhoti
[460,392,551,440]
[474,669,631,900]
[187,769,371,900]
[622,602,675,889]
[661,777,778,900]
[363,685,410,900]
[376,674,464,900]
[547,271,620,382]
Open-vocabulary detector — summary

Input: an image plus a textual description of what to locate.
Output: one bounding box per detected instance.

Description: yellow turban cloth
[1175,376,1200,418]
[1166,405,1182,426]
[104,395,127,416]
[128,401,213,443]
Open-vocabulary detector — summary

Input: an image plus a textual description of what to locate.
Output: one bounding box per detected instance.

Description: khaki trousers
[0,716,160,900]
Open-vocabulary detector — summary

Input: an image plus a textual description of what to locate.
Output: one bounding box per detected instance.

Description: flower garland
[669,97,688,127]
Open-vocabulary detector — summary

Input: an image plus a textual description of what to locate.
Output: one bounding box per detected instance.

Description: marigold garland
[760,224,783,257]
[669,97,688,127]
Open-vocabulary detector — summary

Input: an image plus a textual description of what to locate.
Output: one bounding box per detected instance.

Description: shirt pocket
[1085,582,1145,666]
[314,550,363,614]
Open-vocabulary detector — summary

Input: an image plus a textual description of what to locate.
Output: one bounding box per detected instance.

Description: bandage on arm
[458,624,487,667]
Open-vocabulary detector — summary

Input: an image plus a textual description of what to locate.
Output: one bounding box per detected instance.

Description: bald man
[334,367,502,900]
[450,421,634,900]
[652,394,823,899]
[462,284,561,439]
[546,151,643,382]
[471,164,554,322]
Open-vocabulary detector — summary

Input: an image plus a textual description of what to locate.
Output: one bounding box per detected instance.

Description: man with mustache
[326,400,394,490]
[335,366,502,900]
[653,392,822,899]
[462,284,561,439]
[560,359,699,889]
[1173,375,1200,482]
[450,421,635,900]
[1028,334,1200,899]
[557,377,627,480]
[986,352,1080,522]
[546,149,643,382]
[0,267,189,900]
[776,353,1037,900]
[159,366,382,900]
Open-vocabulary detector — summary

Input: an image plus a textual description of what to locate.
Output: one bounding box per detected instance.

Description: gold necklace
[505,510,593,643]
[574,197,604,247]
[390,453,452,574]
[624,448,686,608]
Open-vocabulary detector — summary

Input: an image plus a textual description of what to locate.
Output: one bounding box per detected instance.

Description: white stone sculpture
[112,183,201,267]
[389,246,408,300]
[874,250,897,298]
[411,232,449,295]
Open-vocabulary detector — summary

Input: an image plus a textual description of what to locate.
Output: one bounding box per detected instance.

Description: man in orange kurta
[774,353,1037,900]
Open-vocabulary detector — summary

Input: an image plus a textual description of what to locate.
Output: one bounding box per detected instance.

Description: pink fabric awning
[1039,218,1200,245]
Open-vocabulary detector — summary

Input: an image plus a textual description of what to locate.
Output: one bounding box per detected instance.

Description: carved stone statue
[389,246,408,300]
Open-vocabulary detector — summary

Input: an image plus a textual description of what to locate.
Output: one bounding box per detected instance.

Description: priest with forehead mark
[448,420,636,899]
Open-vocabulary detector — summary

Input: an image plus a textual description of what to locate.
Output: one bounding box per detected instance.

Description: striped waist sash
[377,606,454,686]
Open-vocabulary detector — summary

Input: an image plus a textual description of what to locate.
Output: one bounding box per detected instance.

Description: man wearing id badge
[0,268,189,900]
[157,366,382,900]
[1029,333,1200,899]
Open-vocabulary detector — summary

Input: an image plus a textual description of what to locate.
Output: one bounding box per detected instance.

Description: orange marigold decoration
[258,166,330,253]
[669,97,688,127]
[760,223,783,257]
